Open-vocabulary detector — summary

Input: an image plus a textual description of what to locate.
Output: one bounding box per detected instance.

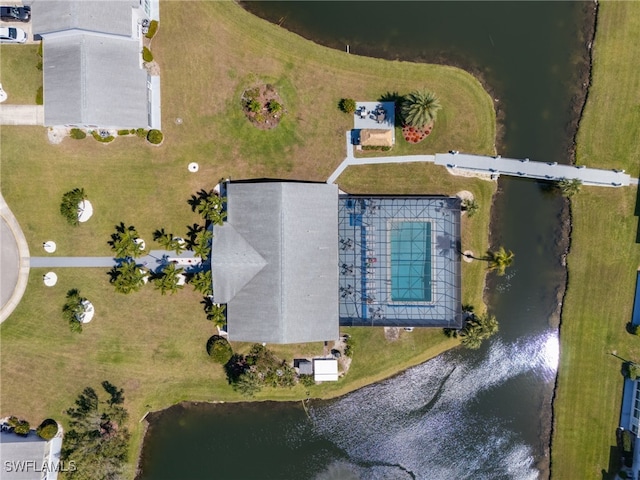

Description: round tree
[206,335,233,364]
[36,419,58,440]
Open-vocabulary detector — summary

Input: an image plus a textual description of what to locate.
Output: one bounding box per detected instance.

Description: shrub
[60,188,87,226]
[299,374,315,387]
[254,113,265,123]
[36,419,58,440]
[142,46,153,63]
[130,129,136,134]
[362,145,391,151]
[36,86,43,105]
[147,129,163,144]
[462,198,479,217]
[145,19,159,39]
[344,335,355,357]
[91,130,115,143]
[248,99,262,113]
[339,98,357,114]
[206,335,233,364]
[136,128,147,138]
[245,87,260,100]
[8,417,30,436]
[117,129,130,136]
[268,101,283,114]
[69,128,86,140]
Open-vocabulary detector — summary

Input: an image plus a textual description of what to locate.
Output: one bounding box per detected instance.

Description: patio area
[353,102,395,130]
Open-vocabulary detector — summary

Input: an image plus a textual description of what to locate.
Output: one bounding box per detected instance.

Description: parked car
[0,5,30,22]
[0,26,27,43]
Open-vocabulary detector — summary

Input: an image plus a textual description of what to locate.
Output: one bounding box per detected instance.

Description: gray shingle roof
[212,182,339,344]
[0,431,48,480]
[43,33,149,128]
[32,0,138,37]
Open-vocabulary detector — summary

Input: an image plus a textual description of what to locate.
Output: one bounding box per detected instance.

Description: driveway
[0,104,44,125]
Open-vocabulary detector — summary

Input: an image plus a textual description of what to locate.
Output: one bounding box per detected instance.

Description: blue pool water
[390,221,432,302]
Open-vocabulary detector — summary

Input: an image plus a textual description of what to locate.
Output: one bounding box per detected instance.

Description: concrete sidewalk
[0,105,44,125]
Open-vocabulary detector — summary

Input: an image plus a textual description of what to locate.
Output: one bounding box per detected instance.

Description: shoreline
[546,1,599,479]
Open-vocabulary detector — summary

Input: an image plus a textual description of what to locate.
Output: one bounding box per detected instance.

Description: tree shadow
[187,189,214,213]
[185,223,204,249]
[378,91,404,127]
[626,322,637,334]
[601,444,621,479]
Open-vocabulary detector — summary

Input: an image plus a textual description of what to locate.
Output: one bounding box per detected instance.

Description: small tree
[557,178,582,198]
[486,247,514,276]
[60,188,87,226]
[153,263,184,295]
[343,335,355,357]
[62,288,86,333]
[401,90,441,127]
[190,270,213,296]
[109,259,146,294]
[248,99,262,113]
[339,98,356,114]
[108,223,144,259]
[206,335,233,364]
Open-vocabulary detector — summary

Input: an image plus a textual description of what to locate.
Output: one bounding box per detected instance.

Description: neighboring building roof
[43,33,149,128]
[360,129,394,147]
[32,0,139,37]
[212,182,339,344]
[0,431,48,480]
[296,359,313,375]
[313,359,338,382]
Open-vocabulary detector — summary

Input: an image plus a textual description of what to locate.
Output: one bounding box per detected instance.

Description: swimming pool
[390,221,432,302]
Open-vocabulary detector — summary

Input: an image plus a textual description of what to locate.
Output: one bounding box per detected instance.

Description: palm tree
[62,288,86,333]
[196,194,227,226]
[557,178,582,198]
[401,90,441,128]
[208,303,227,330]
[153,263,184,295]
[192,229,213,259]
[109,260,146,294]
[459,312,499,349]
[486,247,514,276]
[461,198,479,217]
[153,228,173,249]
[108,223,143,259]
[190,270,213,296]
[60,188,87,226]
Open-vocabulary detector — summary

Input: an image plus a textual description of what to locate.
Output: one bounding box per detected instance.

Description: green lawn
[551,2,640,478]
[0,2,496,476]
[0,43,42,104]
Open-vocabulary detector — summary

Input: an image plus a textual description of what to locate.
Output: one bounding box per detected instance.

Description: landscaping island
[0,2,495,477]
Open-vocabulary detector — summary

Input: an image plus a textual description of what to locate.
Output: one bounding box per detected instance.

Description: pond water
[138,2,592,479]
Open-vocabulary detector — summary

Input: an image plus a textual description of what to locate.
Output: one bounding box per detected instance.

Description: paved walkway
[0,193,30,324]
[0,105,44,125]
[327,132,638,187]
[30,250,202,271]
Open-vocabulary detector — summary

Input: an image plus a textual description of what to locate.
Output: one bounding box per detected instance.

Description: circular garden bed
[241,84,284,130]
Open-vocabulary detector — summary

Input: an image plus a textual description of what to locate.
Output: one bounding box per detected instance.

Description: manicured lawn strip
[0,2,495,476]
[574,2,640,176]
[551,2,640,477]
[0,44,42,104]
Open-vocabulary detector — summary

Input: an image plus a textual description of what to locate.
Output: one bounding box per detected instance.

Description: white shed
[313,359,339,382]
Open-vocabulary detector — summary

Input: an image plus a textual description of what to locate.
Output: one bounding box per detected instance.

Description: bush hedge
[142,46,153,63]
[136,128,147,138]
[145,20,159,39]
[8,416,30,436]
[117,129,131,136]
[36,419,58,440]
[147,129,163,144]
[206,335,233,364]
[91,130,115,143]
[339,98,356,114]
[70,128,86,140]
